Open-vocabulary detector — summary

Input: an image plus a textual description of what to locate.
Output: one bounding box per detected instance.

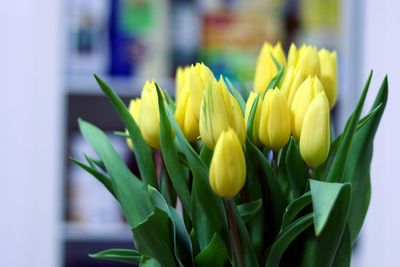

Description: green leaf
[332,224,351,267]
[148,186,193,266]
[264,213,314,267]
[140,257,162,267]
[133,208,177,267]
[344,76,388,244]
[195,234,228,267]
[246,139,287,238]
[231,201,260,267]
[326,71,372,183]
[70,156,116,198]
[264,65,284,97]
[199,144,213,167]
[225,77,246,114]
[238,199,262,223]
[89,249,141,264]
[191,186,214,250]
[114,131,129,138]
[286,138,308,199]
[299,180,352,267]
[246,94,260,143]
[280,192,311,231]
[310,180,350,236]
[163,89,176,112]
[94,74,157,188]
[79,119,153,227]
[155,83,192,216]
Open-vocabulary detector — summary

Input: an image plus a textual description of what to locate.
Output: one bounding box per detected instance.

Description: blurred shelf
[67,75,175,97]
[63,222,132,242]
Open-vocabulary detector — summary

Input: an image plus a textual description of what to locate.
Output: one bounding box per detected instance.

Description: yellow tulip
[199,76,246,149]
[300,92,330,167]
[126,98,141,150]
[253,42,286,94]
[290,76,325,140]
[188,63,215,123]
[319,48,338,109]
[259,88,291,150]
[244,92,262,145]
[175,81,199,142]
[288,44,320,78]
[209,128,246,198]
[280,66,307,107]
[175,66,190,105]
[139,80,161,149]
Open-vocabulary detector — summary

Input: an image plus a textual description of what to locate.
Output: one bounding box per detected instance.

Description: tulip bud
[188,63,215,123]
[253,42,286,94]
[139,80,161,149]
[175,81,199,142]
[319,49,338,109]
[290,76,325,140]
[126,98,141,150]
[280,66,306,107]
[298,45,321,77]
[259,88,291,150]
[199,76,246,149]
[289,44,320,78]
[175,66,190,105]
[209,129,246,198]
[300,92,330,167]
[244,92,262,146]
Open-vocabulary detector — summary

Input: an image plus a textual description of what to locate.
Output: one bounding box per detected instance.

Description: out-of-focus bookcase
[62,0,340,266]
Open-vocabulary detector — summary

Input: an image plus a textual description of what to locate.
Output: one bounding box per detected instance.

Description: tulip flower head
[209,128,246,198]
[245,92,262,146]
[280,66,307,107]
[253,42,286,95]
[290,76,324,139]
[139,80,162,149]
[199,76,246,149]
[259,88,291,150]
[188,63,215,123]
[299,92,330,167]
[126,98,141,150]
[319,48,338,109]
[175,81,199,142]
[288,44,320,78]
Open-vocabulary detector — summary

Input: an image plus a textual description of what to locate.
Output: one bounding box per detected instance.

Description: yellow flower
[290,76,325,140]
[175,66,190,105]
[244,92,262,146]
[253,42,286,95]
[259,88,291,150]
[139,80,161,149]
[288,44,320,78]
[300,92,330,167]
[126,98,141,150]
[319,48,338,109]
[209,129,246,198]
[199,76,246,149]
[175,81,199,142]
[280,66,307,107]
[188,63,215,123]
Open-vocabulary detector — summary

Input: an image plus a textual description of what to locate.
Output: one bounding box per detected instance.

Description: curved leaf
[195,234,228,267]
[155,83,192,216]
[90,249,141,264]
[79,119,153,228]
[225,77,246,114]
[264,213,314,267]
[332,224,351,267]
[281,192,311,231]
[238,199,262,223]
[94,75,157,188]
[286,138,308,198]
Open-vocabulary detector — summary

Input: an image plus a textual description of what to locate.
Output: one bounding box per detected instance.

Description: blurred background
[0,0,398,266]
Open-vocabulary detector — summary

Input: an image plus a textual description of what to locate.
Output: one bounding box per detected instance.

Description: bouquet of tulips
[72,42,388,267]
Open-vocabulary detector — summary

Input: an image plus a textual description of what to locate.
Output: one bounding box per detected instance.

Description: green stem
[225,199,243,267]
[272,150,279,176]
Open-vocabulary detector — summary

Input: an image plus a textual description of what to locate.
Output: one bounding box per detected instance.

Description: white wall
[0,0,62,266]
[352,0,400,266]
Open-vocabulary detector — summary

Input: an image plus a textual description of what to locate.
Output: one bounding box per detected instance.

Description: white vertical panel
[353,0,400,266]
[0,0,62,266]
